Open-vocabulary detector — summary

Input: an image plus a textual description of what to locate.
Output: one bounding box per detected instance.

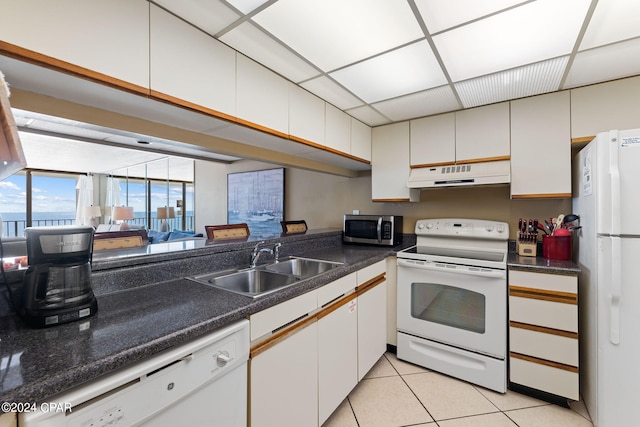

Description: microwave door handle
[377,217,383,243]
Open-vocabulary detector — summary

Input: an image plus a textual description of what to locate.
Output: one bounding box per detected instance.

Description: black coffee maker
[20,226,98,328]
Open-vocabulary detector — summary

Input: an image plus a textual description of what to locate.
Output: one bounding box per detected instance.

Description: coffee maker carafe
[20,226,98,328]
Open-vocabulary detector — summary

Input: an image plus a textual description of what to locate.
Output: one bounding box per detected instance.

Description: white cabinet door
[251,322,319,427]
[236,54,289,136]
[570,75,640,139]
[410,113,455,167]
[0,0,150,89]
[325,103,351,154]
[290,84,325,145]
[372,122,420,202]
[351,118,372,161]
[456,102,510,162]
[358,280,387,380]
[318,298,358,425]
[510,91,571,198]
[149,5,235,117]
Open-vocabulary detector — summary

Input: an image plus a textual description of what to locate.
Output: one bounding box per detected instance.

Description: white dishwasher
[21,319,250,427]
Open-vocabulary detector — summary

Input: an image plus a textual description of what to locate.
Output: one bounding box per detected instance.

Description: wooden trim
[356,274,385,295]
[250,314,317,358]
[149,89,236,123]
[317,293,356,321]
[510,321,578,339]
[0,41,149,97]
[289,135,371,164]
[509,285,577,304]
[572,136,596,145]
[234,117,290,140]
[510,352,579,373]
[457,155,510,164]
[511,193,572,199]
[372,198,413,203]
[410,161,455,169]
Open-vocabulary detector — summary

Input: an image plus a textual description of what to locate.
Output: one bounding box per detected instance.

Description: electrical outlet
[352,210,359,215]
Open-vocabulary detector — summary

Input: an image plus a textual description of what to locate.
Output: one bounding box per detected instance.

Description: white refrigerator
[573,129,640,427]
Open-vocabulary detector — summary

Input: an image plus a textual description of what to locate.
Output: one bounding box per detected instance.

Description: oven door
[397,258,506,359]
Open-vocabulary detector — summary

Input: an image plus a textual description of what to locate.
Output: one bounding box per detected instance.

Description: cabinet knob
[216,351,231,367]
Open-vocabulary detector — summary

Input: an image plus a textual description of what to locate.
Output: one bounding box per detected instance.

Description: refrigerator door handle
[610,236,622,345]
[609,131,622,235]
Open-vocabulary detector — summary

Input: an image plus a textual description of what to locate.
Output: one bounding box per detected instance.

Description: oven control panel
[415,218,508,240]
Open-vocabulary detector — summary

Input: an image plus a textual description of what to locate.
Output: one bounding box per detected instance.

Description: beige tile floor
[322,353,593,427]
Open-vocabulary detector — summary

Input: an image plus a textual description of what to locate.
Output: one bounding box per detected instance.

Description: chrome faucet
[250,241,273,267]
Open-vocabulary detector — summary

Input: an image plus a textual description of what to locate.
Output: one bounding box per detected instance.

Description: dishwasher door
[21,319,249,427]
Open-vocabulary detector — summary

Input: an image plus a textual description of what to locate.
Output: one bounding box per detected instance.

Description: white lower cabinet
[357,279,387,380]
[250,322,319,427]
[318,297,358,425]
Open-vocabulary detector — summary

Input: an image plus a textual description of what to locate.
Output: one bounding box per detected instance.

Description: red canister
[542,235,571,260]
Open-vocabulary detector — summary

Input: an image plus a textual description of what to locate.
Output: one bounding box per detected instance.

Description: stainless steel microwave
[343,215,403,246]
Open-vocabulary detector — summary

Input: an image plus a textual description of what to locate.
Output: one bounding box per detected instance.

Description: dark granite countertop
[507,252,580,275]
[0,233,410,404]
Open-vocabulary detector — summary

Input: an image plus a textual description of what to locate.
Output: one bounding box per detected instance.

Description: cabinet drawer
[510,356,578,400]
[510,325,578,366]
[509,296,577,332]
[509,270,577,294]
[250,291,317,341]
[357,260,386,286]
[317,273,357,307]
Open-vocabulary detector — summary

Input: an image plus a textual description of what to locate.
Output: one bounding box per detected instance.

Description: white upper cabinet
[149,5,236,116]
[570,75,640,139]
[351,118,372,162]
[289,84,325,145]
[455,102,510,162]
[510,91,571,198]
[324,103,351,154]
[236,54,289,136]
[372,122,420,202]
[0,0,150,89]
[410,112,455,167]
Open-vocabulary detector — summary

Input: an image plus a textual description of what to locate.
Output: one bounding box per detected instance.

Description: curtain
[75,175,94,226]
[105,177,121,224]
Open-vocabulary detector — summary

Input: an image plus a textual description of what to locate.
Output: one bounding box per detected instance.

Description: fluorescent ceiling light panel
[434,0,591,82]
[226,0,270,15]
[345,105,391,127]
[564,38,640,88]
[153,0,240,36]
[580,0,640,50]
[252,0,424,71]
[300,76,364,110]
[372,85,460,122]
[330,40,447,103]
[221,22,321,83]
[414,0,526,34]
[455,57,569,108]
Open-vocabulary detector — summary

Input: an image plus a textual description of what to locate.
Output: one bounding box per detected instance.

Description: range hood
[407,160,510,189]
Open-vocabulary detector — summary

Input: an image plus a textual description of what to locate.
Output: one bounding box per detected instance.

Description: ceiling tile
[372,85,460,122]
[580,0,640,50]
[330,40,448,104]
[300,76,364,110]
[563,38,640,89]
[252,0,424,71]
[455,57,569,108]
[415,0,526,34]
[345,105,392,127]
[434,0,591,82]
[220,22,321,83]
[152,0,240,36]
[226,0,270,15]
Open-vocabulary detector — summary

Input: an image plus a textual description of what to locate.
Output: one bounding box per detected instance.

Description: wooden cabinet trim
[410,156,510,169]
[572,136,595,145]
[150,89,236,123]
[509,285,577,304]
[356,274,385,295]
[317,293,356,321]
[372,198,413,203]
[511,193,572,199]
[0,41,149,97]
[250,314,317,358]
[510,321,578,339]
[289,134,370,164]
[510,352,578,373]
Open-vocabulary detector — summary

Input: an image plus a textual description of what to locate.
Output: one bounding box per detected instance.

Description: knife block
[517,240,537,257]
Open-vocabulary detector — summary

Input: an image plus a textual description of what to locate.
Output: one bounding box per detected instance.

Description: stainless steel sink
[190,257,343,298]
[265,257,343,279]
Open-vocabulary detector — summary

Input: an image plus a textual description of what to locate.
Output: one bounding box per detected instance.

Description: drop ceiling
[153,0,640,125]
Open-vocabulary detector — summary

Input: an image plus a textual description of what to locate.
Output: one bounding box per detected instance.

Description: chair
[280,220,308,235]
[205,223,251,241]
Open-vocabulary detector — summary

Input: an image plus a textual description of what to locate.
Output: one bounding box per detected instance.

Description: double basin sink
[191,256,343,298]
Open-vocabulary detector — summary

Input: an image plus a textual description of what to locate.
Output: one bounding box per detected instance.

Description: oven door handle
[397,259,505,279]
